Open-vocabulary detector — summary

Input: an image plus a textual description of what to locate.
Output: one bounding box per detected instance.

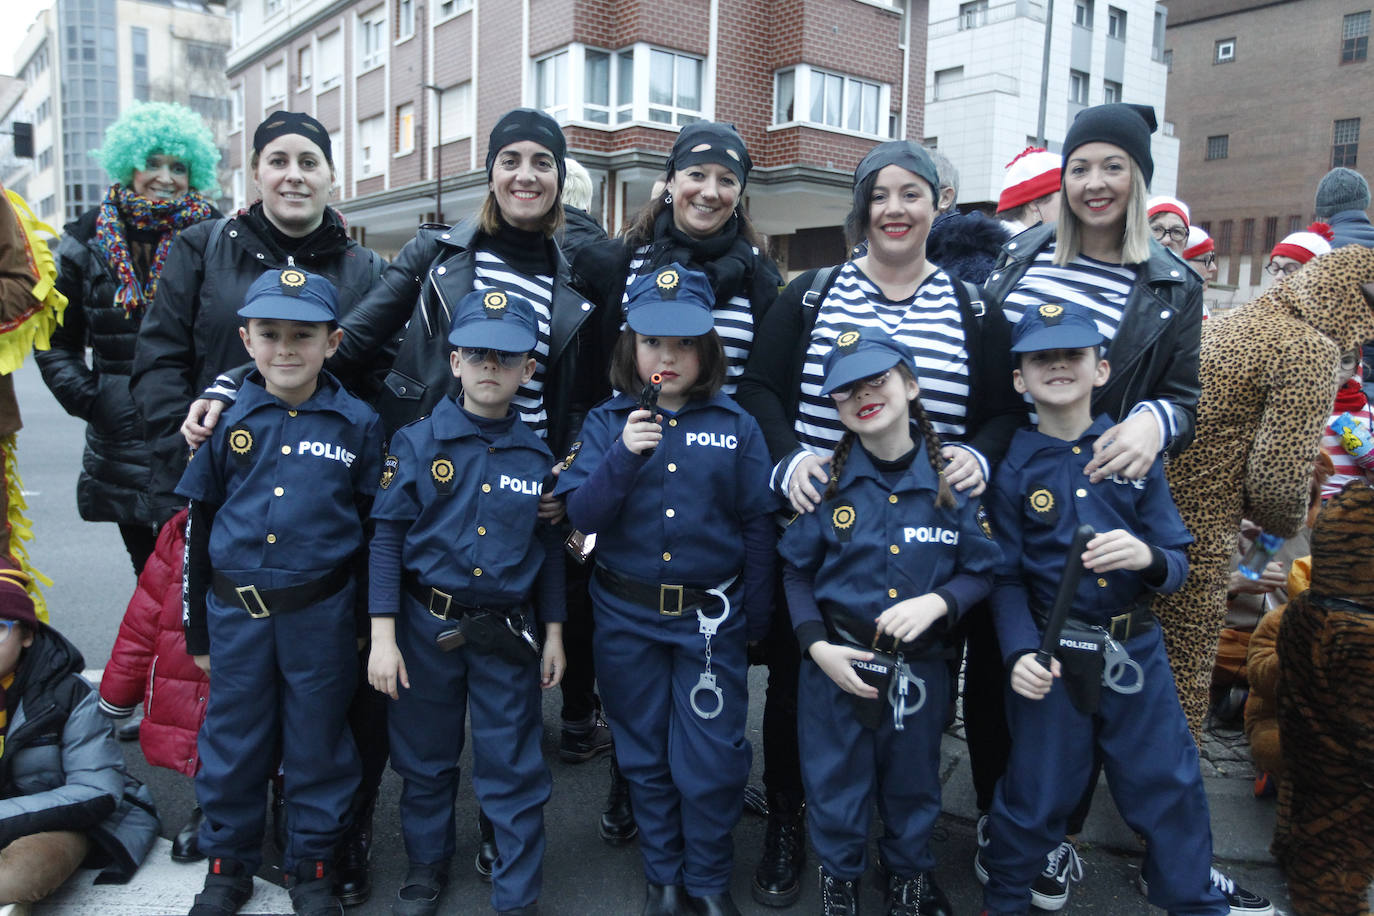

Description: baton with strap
[1033,524,1096,671]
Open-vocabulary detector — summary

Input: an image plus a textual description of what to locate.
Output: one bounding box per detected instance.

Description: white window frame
[1103,79,1121,103]
[317,29,343,91]
[534,49,570,122]
[771,64,890,138]
[931,66,963,102]
[1107,6,1126,39]
[1074,0,1092,28]
[432,81,473,146]
[958,0,988,30]
[358,7,387,73]
[356,114,385,179]
[532,43,704,128]
[1069,69,1089,104]
[396,0,414,40]
[1215,37,1236,62]
[264,60,286,109]
[231,167,244,209]
[231,83,244,132]
[434,0,472,24]
[297,45,312,91]
[395,102,415,156]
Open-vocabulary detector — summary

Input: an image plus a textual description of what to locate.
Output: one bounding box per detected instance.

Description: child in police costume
[554,264,775,916]
[367,287,566,916]
[177,268,383,916]
[977,302,1227,916]
[778,329,999,916]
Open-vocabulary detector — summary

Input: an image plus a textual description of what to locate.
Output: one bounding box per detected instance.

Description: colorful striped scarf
[94,184,214,316]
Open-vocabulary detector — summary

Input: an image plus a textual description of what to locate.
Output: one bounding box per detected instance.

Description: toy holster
[436,607,540,664]
[1053,620,1105,715]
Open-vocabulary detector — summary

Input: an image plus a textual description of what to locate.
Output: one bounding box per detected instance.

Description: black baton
[1034,524,1096,671]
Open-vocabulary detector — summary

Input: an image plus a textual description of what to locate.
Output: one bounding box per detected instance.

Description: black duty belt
[212,566,351,619]
[1033,595,1155,642]
[403,572,482,621]
[593,565,725,617]
[822,603,956,660]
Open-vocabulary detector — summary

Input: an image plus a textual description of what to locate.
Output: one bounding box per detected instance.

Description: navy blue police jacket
[177,370,382,588]
[554,391,777,637]
[986,414,1191,666]
[371,396,564,621]
[778,429,1000,654]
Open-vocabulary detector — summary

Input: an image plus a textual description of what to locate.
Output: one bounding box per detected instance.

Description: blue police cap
[1010,301,1106,353]
[624,263,715,338]
[238,268,339,322]
[819,327,919,396]
[447,287,539,353]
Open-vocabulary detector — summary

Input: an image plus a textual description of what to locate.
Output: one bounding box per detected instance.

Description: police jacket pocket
[383,370,426,403]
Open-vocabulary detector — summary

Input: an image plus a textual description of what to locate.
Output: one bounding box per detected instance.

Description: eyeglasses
[829,369,891,402]
[458,348,527,369]
[1190,253,1216,269]
[1151,225,1189,244]
[1265,261,1302,277]
[0,620,18,646]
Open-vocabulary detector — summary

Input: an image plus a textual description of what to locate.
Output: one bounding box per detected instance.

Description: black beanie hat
[1061,103,1158,186]
[254,111,333,164]
[854,140,941,198]
[485,108,568,190]
[666,122,752,187]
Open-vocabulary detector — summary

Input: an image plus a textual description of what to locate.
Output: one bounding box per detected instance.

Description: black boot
[189,856,254,916]
[687,891,742,915]
[558,711,614,763]
[751,792,804,907]
[885,870,951,916]
[172,805,206,863]
[599,757,637,845]
[476,808,498,880]
[643,882,686,916]
[271,775,288,853]
[288,859,343,916]
[332,794,374,906]
[819,868,859,916]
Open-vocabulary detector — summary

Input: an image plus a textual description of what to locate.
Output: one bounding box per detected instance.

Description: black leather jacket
[981,222,1203,455]
[332,220,605,453]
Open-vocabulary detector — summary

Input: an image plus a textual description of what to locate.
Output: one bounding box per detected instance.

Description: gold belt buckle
[429,588,454,620]
[659,584,684,617]
[1109,612,1131,642]
[236,585,270,619]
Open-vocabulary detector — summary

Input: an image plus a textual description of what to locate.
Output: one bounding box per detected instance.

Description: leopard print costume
[1154,244,1374,741]
[1274,481,1374,916]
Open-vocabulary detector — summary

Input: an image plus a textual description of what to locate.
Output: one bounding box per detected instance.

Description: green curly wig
[93,101,221,194]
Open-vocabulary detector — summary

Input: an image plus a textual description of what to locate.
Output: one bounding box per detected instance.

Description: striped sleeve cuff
[98,698,137,719]
[203,373,242,404]
[772,448,812,497]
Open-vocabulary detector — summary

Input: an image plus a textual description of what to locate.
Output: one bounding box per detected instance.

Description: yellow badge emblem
[482,290,508,311]
[836,330,861,349]
[431,458,455,485]
[656,268,680,291]
[228,428,253,456]
[380,455,398,490]
[831,505,855,530]
[561,441,582,471]
[1037,303,1064,319]
[1028,488,1055,514]
[280,268,307,290]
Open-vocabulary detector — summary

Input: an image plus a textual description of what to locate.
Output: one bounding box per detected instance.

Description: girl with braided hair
[778,328,999,915]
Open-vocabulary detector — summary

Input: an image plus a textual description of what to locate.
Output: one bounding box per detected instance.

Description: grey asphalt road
[15,360,1289,914]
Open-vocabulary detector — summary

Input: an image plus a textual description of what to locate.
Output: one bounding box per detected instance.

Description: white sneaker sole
[973,852,1070,911]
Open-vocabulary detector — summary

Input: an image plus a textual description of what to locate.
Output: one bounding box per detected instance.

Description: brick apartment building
[1165,0,1374,304]
[224,0,926,267]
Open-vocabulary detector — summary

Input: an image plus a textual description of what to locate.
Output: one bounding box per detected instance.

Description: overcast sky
[3,0,53,78]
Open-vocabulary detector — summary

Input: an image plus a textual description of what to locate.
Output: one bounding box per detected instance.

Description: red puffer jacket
[99,509,208,777]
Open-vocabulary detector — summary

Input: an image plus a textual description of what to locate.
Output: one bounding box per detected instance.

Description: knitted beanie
[1061,103,1158,185]
[1314,167,1371,219]
[1182,226,1213,260]
[997,148,1062,212]
[1147,195,1190,227]
[1271,222,1334,264]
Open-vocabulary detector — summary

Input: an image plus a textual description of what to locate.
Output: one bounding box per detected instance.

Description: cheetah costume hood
[1154,244,1374,740]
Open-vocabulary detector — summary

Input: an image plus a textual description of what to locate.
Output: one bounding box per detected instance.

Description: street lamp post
[424,83,445,224]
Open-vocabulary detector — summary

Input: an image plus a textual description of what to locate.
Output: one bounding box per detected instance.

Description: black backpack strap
[960,278,986,319]
[802,265,839,311]
[202,216,230,265]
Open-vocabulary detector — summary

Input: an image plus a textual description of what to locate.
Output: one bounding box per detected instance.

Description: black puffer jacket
[130,205,385,525]
[37,207,217,524]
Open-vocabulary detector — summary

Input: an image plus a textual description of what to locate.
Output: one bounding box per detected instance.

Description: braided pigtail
[822,432,856,502]
[911,398,957,510]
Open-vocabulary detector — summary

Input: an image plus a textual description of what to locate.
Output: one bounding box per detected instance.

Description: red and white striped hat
[997,147,1062,213]
[1147,195,1190,227]
[1270,222,1335,264]
[1182,226,1213,260]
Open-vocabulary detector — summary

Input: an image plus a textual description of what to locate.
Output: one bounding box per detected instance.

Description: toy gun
[1034,524,1096,672]
[1332,412,1374,470]
[638,373,663,457]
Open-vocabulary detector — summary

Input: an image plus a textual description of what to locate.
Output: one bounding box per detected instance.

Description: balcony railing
[929,1,1046,39]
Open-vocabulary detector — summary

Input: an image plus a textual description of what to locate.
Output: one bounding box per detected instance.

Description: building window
[436,81,472,143]
[231,83,244,131]
[396,102,414,154]
[264,61,286,108]
[1342,11,1370,62]
[1263,216,1278,253]
[397,0,414,39]
[1333,117,1360,167]
[583,49,611,123]
[1103,79,1121,103]
[36,148,52,171]
[1288,214,1303,234]
[1218,219,1233,255]
[356,115,384,178]
[1069,69,1089,104]
[1074,0,1092,28]
[534,50,569,122]
[1206,134,1228,160]
[1107,6,1126,38]
[232,168,244,208]
[959,0,988,30]
[1163,49,1172,72]
[435,0,472,21]
[1240,218,1255,254]
[39,196,54,219]
[229,4,242,44]
[933,66,964,102]
[1214,38,1236,63]
[359,7,387,71]
[297,45,311,90]
[773,65,887,135]
[1152,9,1166,60]
[774,69,795,122]
[318,30,342,89]
[131,26,148,102]
[648,49,703,126]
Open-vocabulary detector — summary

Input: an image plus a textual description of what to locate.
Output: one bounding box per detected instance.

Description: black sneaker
[558,712,613,763]
[475,809,497,881]
[394,861,449,916]
[1029,842,1082,911]
[1137,867,1274,916]
[188,857,254,916]
[288,860,342,916]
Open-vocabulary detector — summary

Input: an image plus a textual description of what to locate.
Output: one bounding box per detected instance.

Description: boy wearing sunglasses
[367,288,565,916]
